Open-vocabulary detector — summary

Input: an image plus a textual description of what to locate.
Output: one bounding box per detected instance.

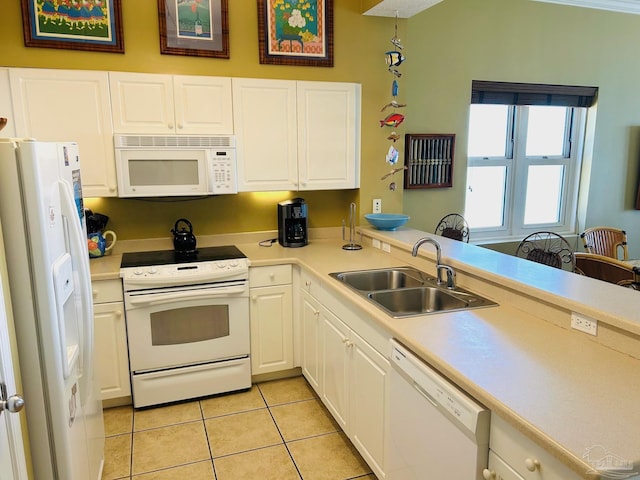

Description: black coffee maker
[278,198,308,247]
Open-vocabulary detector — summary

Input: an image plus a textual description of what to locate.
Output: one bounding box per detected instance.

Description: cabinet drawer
[300,269,325,299]
[487,451,525,480]
[250,265,292,288]
[490,415,581,480]
[92,279,123,304]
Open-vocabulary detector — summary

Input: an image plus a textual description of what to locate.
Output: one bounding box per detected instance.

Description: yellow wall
[402,0,640,257]
[0,0,405,239]
[4,0,638,249]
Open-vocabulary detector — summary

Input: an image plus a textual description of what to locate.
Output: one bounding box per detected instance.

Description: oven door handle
[127,285,247,307]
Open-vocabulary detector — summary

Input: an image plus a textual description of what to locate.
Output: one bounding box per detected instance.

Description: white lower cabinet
[92,279,131,401]
[485,415,581,480]
[249,265,293,375]
[348,332,388,478]
[300,270,389,479]
[321,305,350,429]
[301,291,323,392]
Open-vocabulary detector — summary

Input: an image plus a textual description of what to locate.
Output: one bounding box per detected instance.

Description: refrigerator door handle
[58,180,94,392]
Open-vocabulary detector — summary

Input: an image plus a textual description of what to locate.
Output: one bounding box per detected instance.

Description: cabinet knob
[177,123,183,130]
[109,185,116,193]
[252,295,258,301]
[305,281,311,287]
[92,289,98,299]
[115,310,123,318]
[525,457,540,472]
[168,123,174,130]
[269,273,275,280]
[482,469,496,480]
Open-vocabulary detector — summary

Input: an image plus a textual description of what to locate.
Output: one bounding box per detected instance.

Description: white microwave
[114,135,237,197]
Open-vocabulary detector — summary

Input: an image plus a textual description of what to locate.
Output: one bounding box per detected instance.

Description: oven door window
[150,304,229,346]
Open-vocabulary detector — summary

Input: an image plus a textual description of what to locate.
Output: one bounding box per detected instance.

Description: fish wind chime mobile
[379,14,407,191]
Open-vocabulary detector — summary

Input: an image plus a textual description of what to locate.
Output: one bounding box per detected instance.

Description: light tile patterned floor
[102,376,377,480]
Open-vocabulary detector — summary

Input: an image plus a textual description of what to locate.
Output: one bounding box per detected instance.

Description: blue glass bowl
[364,213,410,231]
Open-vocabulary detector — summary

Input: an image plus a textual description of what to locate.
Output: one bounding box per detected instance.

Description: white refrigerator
[0,138,105,479]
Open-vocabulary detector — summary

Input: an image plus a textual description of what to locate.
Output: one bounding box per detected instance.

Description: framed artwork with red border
[258,0,333,67]
[159,0,229,58]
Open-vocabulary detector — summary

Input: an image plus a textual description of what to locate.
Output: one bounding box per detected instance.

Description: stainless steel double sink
[329,266,498,318]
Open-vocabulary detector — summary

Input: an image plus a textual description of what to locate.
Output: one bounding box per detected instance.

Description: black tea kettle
[171,218,197,254]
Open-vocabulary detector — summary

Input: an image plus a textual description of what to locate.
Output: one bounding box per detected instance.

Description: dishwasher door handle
[413,381,439,408]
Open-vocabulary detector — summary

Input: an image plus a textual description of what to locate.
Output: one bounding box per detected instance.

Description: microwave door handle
[127,285,246,307]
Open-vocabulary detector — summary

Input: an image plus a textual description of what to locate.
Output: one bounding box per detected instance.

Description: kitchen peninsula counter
[89,228,640,479]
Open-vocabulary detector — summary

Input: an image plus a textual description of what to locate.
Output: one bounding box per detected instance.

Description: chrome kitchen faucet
[411,237,456,289]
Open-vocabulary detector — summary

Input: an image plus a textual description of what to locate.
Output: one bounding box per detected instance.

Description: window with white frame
[464,81,596,241]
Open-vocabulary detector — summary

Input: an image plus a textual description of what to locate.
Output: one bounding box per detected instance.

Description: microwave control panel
[209,149,238,194]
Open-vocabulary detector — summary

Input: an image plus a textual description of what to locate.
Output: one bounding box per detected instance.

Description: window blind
[471,80,598,107]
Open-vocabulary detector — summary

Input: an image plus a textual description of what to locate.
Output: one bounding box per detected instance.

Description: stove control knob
[229,260,239,267]
[133,268,144,276]
[148,267,158,274]
[217,262,227,269]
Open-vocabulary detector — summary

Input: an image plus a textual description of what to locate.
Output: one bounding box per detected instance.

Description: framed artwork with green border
[20,0,124,53]
[258,0,333,67]
[158,0,229,58]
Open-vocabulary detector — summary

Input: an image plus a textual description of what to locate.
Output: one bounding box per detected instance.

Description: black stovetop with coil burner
[120,245,247,268]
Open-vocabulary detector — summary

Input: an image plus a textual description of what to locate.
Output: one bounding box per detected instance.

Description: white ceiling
[362,0,640,18]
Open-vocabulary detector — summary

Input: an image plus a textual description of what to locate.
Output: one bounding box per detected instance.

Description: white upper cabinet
[9,68,117,197]
[0,69,16,138]
[109,72,233,135]
[232,77,299,191]
[233,78,361,192]
[297,81,360,190]
[173,75,233,134]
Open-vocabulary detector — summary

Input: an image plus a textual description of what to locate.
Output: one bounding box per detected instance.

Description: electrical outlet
[571,313,598,336]
[373,198,382,213]
[382,242,391,253]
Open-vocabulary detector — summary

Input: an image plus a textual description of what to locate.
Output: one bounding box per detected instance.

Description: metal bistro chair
[580,226,628,261]
[575,253,640,289]
[515,231,576,271]
[434,213,470,243]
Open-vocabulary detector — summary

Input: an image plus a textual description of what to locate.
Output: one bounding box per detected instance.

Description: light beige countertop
[90,228,640,479]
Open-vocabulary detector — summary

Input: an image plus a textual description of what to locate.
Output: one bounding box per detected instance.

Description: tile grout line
[128,410,134,480]
[197,399,219,480]
[256,383,305,480]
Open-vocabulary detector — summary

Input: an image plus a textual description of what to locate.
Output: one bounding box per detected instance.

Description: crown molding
[531,0,640,15]
[362,0,640,17]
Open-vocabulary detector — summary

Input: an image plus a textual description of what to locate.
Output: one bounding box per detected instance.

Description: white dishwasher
[386,339,490,480]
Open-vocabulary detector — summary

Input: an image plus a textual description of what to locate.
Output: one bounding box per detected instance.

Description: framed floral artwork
[20,0,124,53]
[158,0,229,58]
[257,0,333,67]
